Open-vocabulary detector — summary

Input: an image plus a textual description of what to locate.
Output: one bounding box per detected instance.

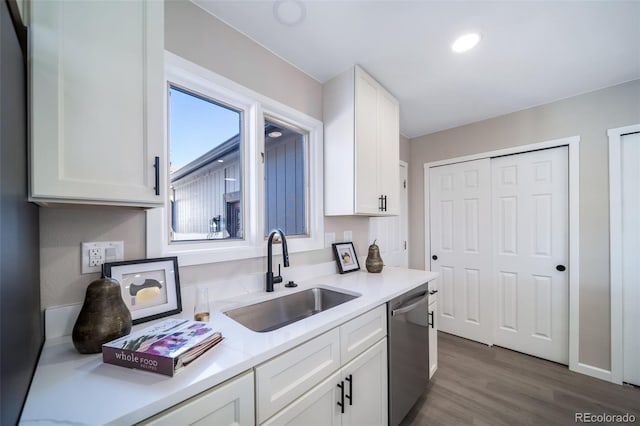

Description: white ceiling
[192,0,640,138]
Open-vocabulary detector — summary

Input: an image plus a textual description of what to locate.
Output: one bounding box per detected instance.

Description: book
[102,318,224,377]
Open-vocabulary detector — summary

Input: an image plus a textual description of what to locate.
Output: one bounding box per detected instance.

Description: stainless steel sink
[224,287,360,332]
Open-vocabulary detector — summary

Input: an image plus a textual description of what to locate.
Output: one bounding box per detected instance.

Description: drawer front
[340,305,387,365]
[261,371,341,426]
[139,370,255,426]
[255,328,341,424]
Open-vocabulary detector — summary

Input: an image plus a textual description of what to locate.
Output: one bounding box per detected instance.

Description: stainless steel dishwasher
[388,283,430,425]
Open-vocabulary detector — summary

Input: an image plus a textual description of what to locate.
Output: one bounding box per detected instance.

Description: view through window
[264,117,308,237]
[168,85,243,242]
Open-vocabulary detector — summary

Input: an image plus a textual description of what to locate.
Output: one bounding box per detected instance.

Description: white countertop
[20,267,438,426]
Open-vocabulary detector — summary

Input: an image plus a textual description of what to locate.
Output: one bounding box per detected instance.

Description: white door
[491,147,569,364]
[621,132,640,386]
[369,162,408,268]
[429,159,493,345]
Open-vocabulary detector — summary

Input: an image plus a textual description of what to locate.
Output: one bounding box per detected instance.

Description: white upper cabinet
[29,0,164,207]
[324,66,399,216]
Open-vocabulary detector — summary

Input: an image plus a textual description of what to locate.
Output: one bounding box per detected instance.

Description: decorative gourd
[72,276,132,354]
[366,240,384,273]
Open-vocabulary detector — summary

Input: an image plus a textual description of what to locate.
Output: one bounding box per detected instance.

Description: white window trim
[147,52,324,266]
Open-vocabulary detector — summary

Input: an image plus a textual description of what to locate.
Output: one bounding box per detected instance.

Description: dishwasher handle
[391,291,429,316]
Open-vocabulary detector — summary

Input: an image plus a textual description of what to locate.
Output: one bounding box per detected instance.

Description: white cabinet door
[429,159,493,345]
[30,0,164,207]
[354,67,381,215]
[429,299,438,379]
[341,339,388,426]
[492,147,569,364]
[324,66,399,216]
[140,371,254,426]
[376,87,400,215]
[261,371,342,426]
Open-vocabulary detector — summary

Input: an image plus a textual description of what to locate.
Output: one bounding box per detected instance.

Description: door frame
[423,136,581,376]
[608,123,640,385]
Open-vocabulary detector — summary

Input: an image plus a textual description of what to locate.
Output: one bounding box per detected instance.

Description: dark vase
[72,276,132,354]
[366,240,384,273]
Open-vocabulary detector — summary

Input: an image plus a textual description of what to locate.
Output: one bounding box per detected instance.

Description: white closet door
[429,159,493,345]
[492,147,569,364]
[369,163,408,268]
[622,132,640,386]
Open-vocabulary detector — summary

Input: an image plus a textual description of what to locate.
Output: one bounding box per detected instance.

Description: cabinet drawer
[139,370,254,426]
[255,328,341,424]
[261,371,341,426]
[340,305,387,365]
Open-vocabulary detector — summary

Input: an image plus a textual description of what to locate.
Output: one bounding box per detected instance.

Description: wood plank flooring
[401,332,640,426]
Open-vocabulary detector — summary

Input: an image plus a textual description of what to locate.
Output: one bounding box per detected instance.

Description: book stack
[102,318,223,377]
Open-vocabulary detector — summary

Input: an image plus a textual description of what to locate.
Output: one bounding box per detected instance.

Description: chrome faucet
[266,228,289,292]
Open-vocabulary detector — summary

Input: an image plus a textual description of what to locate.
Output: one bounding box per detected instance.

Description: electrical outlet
[82,241,124,274]
[343,230,352,242]
[324,232,336,248]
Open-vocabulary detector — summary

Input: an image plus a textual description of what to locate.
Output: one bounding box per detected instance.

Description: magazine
[102,318,223,377]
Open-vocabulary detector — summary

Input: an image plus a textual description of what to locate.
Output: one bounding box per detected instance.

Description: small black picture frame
[332,242,360,274]
[103,256,182,325]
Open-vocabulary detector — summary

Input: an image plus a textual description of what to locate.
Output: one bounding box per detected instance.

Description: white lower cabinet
[263,339,387,426]
[139,370,254,426]
[428,296,438,379]
[257,305,388,426]
[140,305,388,426]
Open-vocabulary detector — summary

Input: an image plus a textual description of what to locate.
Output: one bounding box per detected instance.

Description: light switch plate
[343,230,352,242]
[81,241,124,274]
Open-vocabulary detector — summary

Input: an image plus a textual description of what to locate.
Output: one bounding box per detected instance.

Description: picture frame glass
[105,257,182,324]
[332,242,360,274]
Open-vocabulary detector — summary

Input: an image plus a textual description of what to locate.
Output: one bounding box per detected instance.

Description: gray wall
[408,79,640,370]
[40,0,371,308]
[1,1,42,423]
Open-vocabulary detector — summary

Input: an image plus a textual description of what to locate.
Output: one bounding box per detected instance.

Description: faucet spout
[266,228,289,292]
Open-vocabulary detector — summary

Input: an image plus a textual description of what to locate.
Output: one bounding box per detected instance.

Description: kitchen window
[264,116,308,238]
[147,52,324,266]
[168,85,243,242]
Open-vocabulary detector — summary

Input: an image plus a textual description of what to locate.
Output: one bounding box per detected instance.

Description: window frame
[147,52,324,266]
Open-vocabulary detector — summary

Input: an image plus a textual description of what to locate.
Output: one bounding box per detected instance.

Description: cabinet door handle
[153,156,160,196]
[337,381,345,413]
[428,311,435,328]
[383,195,387,212]
[378,195,384,212]
[345,374,353,405]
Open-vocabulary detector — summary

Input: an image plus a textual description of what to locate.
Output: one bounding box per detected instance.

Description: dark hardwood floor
[401,332,640,426]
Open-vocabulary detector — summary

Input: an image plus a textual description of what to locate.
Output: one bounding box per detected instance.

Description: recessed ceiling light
[452,33,481,53]
[273,0,306,26]
[268,131,283,138]
[217,159,224,163]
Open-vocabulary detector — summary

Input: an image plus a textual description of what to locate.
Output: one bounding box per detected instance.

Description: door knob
[556,265,566,272]
[432,255,438,261]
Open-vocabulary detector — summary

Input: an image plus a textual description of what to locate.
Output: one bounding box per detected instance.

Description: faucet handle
[273,264,284,284]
